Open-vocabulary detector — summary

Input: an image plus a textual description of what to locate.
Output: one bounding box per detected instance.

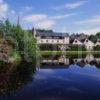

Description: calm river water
[0,54,100,100]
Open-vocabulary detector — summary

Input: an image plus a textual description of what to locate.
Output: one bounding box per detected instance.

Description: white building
[95,39,100,46]
[84,39,94,50]
[32,28,70,50]
[72,39,83,45]
[32,28,100,51]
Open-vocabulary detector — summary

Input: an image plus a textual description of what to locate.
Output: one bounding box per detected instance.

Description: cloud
[0,0,8,13]
[25,6,33,12]
[65,1,87,9]
[73,15,100,35]
[23,13,76,29]
[78,27,100,35]
[53,1,87,10]
[0,0,3,3]
[75,15,100,25]
[11,10,16,14]
[24,14,55,29]
[0,0,8,18]
[24,14,47,22]
[35,19,55,29]
[50,13,76,20]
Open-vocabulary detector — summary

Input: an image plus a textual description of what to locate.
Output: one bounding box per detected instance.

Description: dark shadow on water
[0,61,36,96]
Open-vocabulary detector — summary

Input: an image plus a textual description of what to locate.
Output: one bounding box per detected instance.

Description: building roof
[36,31,69,37]
[70,33,89,41]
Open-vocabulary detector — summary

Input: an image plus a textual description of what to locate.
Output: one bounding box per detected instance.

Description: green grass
[39,51,100,56]
[9,49,21,65]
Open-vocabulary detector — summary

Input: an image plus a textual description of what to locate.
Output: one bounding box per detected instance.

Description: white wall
[84,39,94,50]
[73,39,83,45]
[95,39,100,46]
[37,37,69,44]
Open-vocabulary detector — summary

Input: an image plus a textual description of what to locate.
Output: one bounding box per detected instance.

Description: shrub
[39,44,60,51]
[68,45,86,51]
[94,45,100,51]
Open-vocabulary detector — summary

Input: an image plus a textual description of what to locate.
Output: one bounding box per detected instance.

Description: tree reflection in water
[0,53,100,96]
[0,62,36,95]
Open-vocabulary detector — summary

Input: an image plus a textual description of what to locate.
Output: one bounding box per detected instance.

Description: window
[98,40,100,43]
[75,40,77,43]
[86,40,88,42]
[46,40,48,42]
[41,40,43,43]
[57,40,59,43]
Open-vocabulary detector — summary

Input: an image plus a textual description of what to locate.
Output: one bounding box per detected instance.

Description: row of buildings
[32,28,100,50]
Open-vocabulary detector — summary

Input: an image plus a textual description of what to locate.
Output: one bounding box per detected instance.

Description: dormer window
[86,40,88,42]
[75,40,77,43]
[98,40,100,43]
[46,40,48,42]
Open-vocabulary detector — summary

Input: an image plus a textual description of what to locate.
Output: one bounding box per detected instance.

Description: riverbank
[39,51,100,56]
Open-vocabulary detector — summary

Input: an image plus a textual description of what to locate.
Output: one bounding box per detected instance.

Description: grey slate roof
[36,31,69,37]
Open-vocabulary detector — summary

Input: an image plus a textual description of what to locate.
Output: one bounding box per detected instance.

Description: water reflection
[40,54,100,69]
[0,62,36,95]
[0,54,100,100]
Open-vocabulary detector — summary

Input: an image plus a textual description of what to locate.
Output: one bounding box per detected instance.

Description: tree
[96,32,100,39]
[89,35,97,43]
[0,19,38,62]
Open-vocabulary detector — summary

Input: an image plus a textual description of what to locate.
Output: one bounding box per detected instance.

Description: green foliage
[89,35,97,43]
[89,32,100,42]
[0,19,38,62]
[9,49,21,64]
[69,45,86,51]
[96,32,100,39]
[39,44,60,51]
[94,45,100,51]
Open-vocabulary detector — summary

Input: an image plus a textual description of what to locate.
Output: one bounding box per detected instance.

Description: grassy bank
[39,51,100,56]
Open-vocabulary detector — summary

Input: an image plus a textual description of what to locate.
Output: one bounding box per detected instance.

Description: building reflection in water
[0,54,100,96]
[39,54,100,69]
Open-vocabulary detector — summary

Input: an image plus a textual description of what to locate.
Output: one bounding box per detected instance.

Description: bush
[94,45,100,51]
[68,45,86,51]
[9,49,21,65]
[39,44,60,51]
[0,19,38,62]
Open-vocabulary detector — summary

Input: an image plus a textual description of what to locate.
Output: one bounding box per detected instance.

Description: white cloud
[53,1,87,10]
[24,14,55,29]
[0,0,3,3]
[65,1,87,9]
[78,27,100,35]
[50,13,76,20]
[25,6,33,12]
[24,14,47,22]
[75,15,100,25]
[0,0,8,18]
[0,2,8,13]
[35,19,55,29]
[11,10,16,14]
[23,13,76,29]
[73,15,100,35]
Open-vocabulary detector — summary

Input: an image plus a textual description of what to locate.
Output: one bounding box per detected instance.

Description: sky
[0,0,100,34]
